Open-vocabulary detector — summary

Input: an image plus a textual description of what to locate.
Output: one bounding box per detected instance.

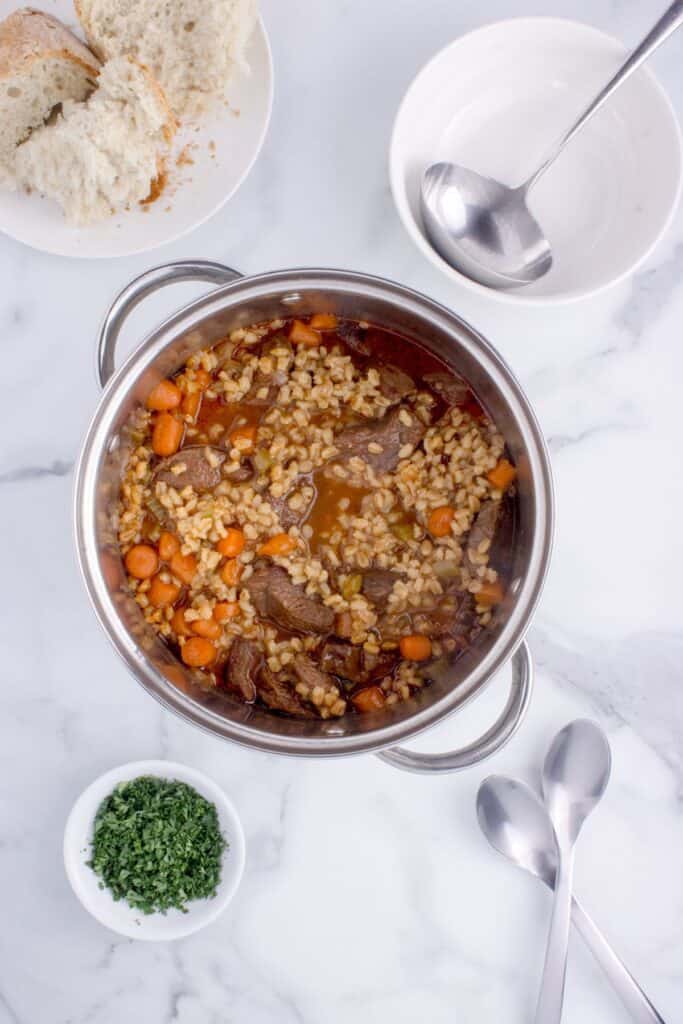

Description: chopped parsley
[89,776,227,915]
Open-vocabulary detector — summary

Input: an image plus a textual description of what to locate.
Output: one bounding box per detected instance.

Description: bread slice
[0,8,100,186]
[15,56,176,225]
[74,0,258,116]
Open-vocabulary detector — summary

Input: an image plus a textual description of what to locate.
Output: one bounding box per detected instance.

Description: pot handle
[376,640,533,774]
[97,259,242,388]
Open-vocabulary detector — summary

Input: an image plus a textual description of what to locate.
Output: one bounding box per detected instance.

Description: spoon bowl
[421,163,553,289]
[543,718,612,846]
[477,775,558,887]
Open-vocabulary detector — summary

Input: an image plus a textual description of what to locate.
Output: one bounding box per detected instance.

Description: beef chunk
[213,338,238,368]
[412,592,479,650]
[361,568,402,608]
[270,497,299,532]
[249,384,278,406]
[320,640,397,685]
[244,339,291,405]
[292,653,336,692]
[466,500,501,567]
[244,376,283,406]
[224,457,254,483]
[334,406,425,473]
[450,592,478,643]
[154,446,226,491]
[375,610,412,644]
[225,638,259,702]
[320,640,364,682]
[269,491,314,531]
[423,372,470,407]
[257,665,315,718]
[333,610,353,639]
[379,365,415,405]
[362,648,399,682]
[244,563,270,616]
[338,321,371,356]
[245,565,335,635]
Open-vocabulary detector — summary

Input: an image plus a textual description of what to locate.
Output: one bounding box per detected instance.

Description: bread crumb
[176,145,195,167]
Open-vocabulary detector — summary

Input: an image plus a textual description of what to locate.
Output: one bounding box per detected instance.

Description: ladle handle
[526,0,683,192]
[376,641,533,774]
[572,897,667,1024]
[96,260,242,388]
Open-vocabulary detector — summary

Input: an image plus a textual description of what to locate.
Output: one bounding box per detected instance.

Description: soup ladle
[420,0,683,289]
[477,775,665,1022]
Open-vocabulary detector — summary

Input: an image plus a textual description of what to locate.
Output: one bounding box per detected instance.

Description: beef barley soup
[116,314,517,720]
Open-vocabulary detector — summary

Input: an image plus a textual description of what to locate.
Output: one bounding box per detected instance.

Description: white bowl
[390,17,682,305]
[64,760,246,941]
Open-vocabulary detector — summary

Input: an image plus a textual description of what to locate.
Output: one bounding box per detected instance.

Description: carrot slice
[146,379,182,411]
[152,412,183,456]
[216,529,246,557]
[289,320,320,346]
[124,544,158,580]
[220,559,243,587]
[487,459,517,491]
[181,637,217,667]
[171,607,192,636]
[158,531,180,561]
[190,618,222,640]
[213,601,240,622]
[170,551,197,585]
[148,576,181,607]
[427,506,455,538]
[476,580,505,607]
[352,686,386,712]
[309,313,338,331]
[399,635,432,661]
[181,391,201,419]
[258,533,297,557]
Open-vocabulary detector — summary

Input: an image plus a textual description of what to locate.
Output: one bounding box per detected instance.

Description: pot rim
[74,267,554,757]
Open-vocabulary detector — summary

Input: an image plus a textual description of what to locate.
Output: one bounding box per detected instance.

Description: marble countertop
[1,0,682,1021]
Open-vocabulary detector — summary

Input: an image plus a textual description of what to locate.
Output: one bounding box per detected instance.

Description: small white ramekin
[64,760,246,941]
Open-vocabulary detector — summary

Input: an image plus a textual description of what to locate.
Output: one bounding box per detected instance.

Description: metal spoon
[477,776,665,1023]
[534,720,612,1022]
[421,0,683,289]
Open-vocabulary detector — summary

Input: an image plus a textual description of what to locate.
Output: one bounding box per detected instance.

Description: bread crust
[117,56,178,143]
[0,7,100,80]
[72,0,102,61]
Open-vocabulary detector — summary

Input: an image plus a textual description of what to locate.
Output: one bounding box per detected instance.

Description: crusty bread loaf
[15,56,176,225]
[0,8,100,186]
[74,0,257,115]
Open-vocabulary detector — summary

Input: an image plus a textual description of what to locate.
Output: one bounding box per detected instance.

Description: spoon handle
[535,850,574,1024]
[571,896,666,1023]
[526,0,683,192]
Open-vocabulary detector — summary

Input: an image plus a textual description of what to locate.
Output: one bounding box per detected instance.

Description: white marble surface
[1,1,682,1021]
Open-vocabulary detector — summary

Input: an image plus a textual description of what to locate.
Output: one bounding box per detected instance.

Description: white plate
[64,760,246,940]
[390,18,682,305]
[0,5,273,258]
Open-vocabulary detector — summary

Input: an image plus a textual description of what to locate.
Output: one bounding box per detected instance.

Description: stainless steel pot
[74,261,554,773]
